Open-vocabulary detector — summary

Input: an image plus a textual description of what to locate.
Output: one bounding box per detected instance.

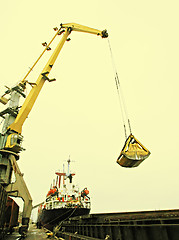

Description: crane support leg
[5,154,32,234]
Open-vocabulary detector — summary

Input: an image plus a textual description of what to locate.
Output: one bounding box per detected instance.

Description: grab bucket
[117,134,150,168]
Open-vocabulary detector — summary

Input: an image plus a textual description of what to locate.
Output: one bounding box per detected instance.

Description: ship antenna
[67,155,71,176]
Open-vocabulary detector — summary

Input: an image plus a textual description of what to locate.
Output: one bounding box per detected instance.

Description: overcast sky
[1,0,179,220]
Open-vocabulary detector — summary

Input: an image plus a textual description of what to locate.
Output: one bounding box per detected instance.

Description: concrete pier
[6,224,48,240]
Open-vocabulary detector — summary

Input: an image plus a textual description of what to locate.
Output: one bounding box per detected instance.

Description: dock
[6,224,48,240]
[4,209,179,239]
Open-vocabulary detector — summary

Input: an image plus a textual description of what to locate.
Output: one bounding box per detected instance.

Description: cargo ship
[37,159,91,231]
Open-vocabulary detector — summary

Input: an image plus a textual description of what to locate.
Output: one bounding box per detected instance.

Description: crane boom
[7,23,108,134]
[0,21,151,238]
[60,23,108,38]
[0,22,108,236]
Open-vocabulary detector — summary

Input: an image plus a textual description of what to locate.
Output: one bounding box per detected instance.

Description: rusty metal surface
[90,209,179,220]
[56,209,179,240]
[0,184,7,227]
[5,197,19,228]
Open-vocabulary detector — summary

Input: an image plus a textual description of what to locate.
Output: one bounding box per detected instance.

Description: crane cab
[5,133,24,153]
[117,134,150,168]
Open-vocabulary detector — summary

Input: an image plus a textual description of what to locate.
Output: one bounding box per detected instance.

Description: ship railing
[45,198,89,210]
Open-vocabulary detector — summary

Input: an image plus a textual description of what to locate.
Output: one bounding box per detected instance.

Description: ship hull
[37,207,90,231]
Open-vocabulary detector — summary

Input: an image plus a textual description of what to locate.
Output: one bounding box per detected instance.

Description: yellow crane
[0,23,108,235]
[0,21,151,236]
[4,23,108,151]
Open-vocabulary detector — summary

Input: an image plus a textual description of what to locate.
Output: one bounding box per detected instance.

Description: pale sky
[1,0,179,219]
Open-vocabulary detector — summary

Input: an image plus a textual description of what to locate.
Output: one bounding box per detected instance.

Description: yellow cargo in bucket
[117,134,150,168]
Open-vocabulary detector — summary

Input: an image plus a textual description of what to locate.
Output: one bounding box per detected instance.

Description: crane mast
[0,22,108,235]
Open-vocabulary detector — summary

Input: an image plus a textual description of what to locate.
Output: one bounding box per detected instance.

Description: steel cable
[108,38,132,138]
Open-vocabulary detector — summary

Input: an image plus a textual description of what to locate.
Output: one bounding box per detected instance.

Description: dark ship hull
[37,207,90,231]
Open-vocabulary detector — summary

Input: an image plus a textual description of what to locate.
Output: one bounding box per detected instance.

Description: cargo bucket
[117,134,150,168]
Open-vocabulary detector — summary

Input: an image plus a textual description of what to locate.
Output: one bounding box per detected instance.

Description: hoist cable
[115,71,132,135]
[108,39,127,138]
[108,38,132,137]
[114,72,127,139]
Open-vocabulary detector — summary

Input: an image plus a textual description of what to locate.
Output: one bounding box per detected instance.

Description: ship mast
[55,158,75,187]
